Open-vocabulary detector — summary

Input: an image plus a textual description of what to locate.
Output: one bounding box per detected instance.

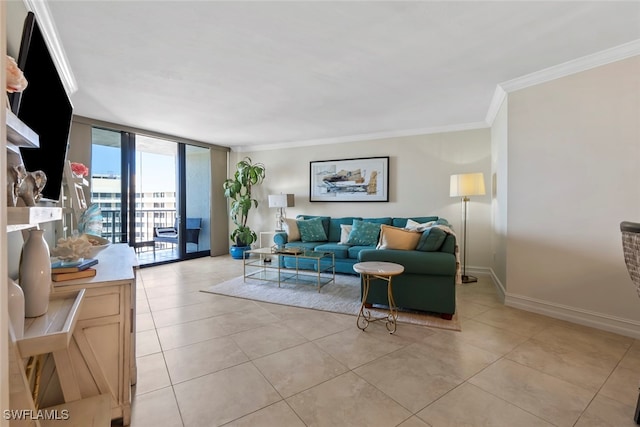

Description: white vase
[7,277,25,339]
[19,229,51,317]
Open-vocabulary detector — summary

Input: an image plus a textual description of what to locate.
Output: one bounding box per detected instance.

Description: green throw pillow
[416,227,447,251]
[297,217,328,242]
[347,219,382,246]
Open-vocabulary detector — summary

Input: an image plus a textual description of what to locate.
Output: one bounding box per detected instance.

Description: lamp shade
[450,173,486,197]
[268,194,295,208]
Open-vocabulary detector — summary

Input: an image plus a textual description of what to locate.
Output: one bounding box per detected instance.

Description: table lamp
[268,194,295,232]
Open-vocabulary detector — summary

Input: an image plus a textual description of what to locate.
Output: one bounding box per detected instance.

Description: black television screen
[10,11,73,203]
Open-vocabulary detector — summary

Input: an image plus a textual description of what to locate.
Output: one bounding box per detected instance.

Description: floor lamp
[450,173,485,283]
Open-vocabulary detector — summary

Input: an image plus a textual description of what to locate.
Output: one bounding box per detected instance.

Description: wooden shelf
[17,289,85,358]
[6,110,39,153]
[7,207,62,232]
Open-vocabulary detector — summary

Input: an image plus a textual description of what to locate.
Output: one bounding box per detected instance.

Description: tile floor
[122,255,640,427]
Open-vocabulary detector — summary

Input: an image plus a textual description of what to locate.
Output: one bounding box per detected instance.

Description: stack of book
[51,258,99,282]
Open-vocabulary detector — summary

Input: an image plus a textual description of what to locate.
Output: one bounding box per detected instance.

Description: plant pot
[230,245,251,260]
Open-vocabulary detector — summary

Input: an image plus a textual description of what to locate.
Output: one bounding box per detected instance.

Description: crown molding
[484,85,507,126]
[499,39,640,94]
[234,121,489,152]
[484,39,640,126]
[24,0,77,95]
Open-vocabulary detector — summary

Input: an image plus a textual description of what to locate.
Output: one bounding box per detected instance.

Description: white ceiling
[45,1,640,150]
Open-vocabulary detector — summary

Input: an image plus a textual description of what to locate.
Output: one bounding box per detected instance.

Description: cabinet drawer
[80,292,121,319]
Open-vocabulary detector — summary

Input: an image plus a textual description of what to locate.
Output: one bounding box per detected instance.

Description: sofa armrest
[274,232,288,246]
[358,249,456,276]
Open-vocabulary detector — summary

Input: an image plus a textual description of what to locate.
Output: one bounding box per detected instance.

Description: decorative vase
[7,277,25,339]
[19,229,52,317]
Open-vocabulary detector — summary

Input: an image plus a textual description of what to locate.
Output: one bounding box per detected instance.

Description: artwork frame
[309,156,389,202]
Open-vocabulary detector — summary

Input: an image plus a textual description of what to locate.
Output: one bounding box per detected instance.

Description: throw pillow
[405,218,436,231]
[347,219,382,246]
[297,217,328,242]
[377,224,421,250]
[416,227,447,251]
[283,218,300,241]
[339,224,352,245]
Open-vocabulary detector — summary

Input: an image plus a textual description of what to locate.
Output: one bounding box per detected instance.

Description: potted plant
[223,157,266,259]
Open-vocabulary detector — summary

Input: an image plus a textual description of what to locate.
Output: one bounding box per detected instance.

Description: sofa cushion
[314,243,349,259]
[347,219,382,246]
[348,245,376,259]
[363,217,392,226]
[416,227,447,251]
[297,217,328,242]
[339,224,352,245]
[392,216,439,228]
[283,218,301,241]
[377,224,422,250]
[328,217,361,242]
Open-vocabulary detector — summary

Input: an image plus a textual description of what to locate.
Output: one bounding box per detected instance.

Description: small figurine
[16,170,47,206]
[7,164,27,207]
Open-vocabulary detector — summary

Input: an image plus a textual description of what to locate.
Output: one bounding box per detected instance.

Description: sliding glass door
[91,128,211,266]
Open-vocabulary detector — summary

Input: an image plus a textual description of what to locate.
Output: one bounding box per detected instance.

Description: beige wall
[506,56,640,334]
[233,128,493,271]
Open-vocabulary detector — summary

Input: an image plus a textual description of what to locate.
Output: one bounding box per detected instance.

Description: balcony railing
[100,209,177,252]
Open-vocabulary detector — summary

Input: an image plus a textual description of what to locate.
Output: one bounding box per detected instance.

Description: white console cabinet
[46,244,138,425]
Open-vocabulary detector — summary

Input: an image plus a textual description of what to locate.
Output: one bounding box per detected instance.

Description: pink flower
[70,162,89,177]
[6,55,28,93]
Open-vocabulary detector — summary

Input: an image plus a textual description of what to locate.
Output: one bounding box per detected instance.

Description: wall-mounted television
[9,11,73,203]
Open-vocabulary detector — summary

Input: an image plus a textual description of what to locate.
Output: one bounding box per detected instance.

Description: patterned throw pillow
[347,220,382,246]
[338,224,352,245]
[297,217,328,242]
[283,218,301,241]
[377,224,421,250]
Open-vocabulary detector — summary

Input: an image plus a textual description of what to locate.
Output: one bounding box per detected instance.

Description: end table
[353,261,404,334]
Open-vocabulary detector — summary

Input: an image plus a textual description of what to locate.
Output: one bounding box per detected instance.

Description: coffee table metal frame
[243,247,335,292]
[353,261,405,334]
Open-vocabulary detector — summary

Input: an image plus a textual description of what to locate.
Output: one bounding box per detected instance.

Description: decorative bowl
[83,234,111,256]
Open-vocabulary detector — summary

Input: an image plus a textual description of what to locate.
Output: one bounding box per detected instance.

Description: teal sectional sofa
[273,215,457,319]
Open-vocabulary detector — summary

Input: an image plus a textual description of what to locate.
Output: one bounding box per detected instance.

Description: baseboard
[475,267,640,339]
[504,291,640,340]
[463,267,506,302]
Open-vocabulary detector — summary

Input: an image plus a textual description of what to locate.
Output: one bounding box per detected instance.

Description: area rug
[201,274,461,332]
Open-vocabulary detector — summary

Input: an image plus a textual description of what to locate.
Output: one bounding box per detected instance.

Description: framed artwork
[309,156,389,202]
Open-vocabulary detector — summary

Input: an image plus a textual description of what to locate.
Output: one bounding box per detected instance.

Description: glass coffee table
[243,247,335,292]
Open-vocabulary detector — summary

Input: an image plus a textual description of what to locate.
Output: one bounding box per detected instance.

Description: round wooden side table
[353,261,404,334]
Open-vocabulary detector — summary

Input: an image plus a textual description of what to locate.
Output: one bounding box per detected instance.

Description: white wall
[506,56,640,336]
[491,98,508,291]
[233,128,493,270]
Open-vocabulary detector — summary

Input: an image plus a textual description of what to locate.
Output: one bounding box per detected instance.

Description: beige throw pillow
[339,224,352,245]
[283,218,301,241]
[377,224,421,250]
